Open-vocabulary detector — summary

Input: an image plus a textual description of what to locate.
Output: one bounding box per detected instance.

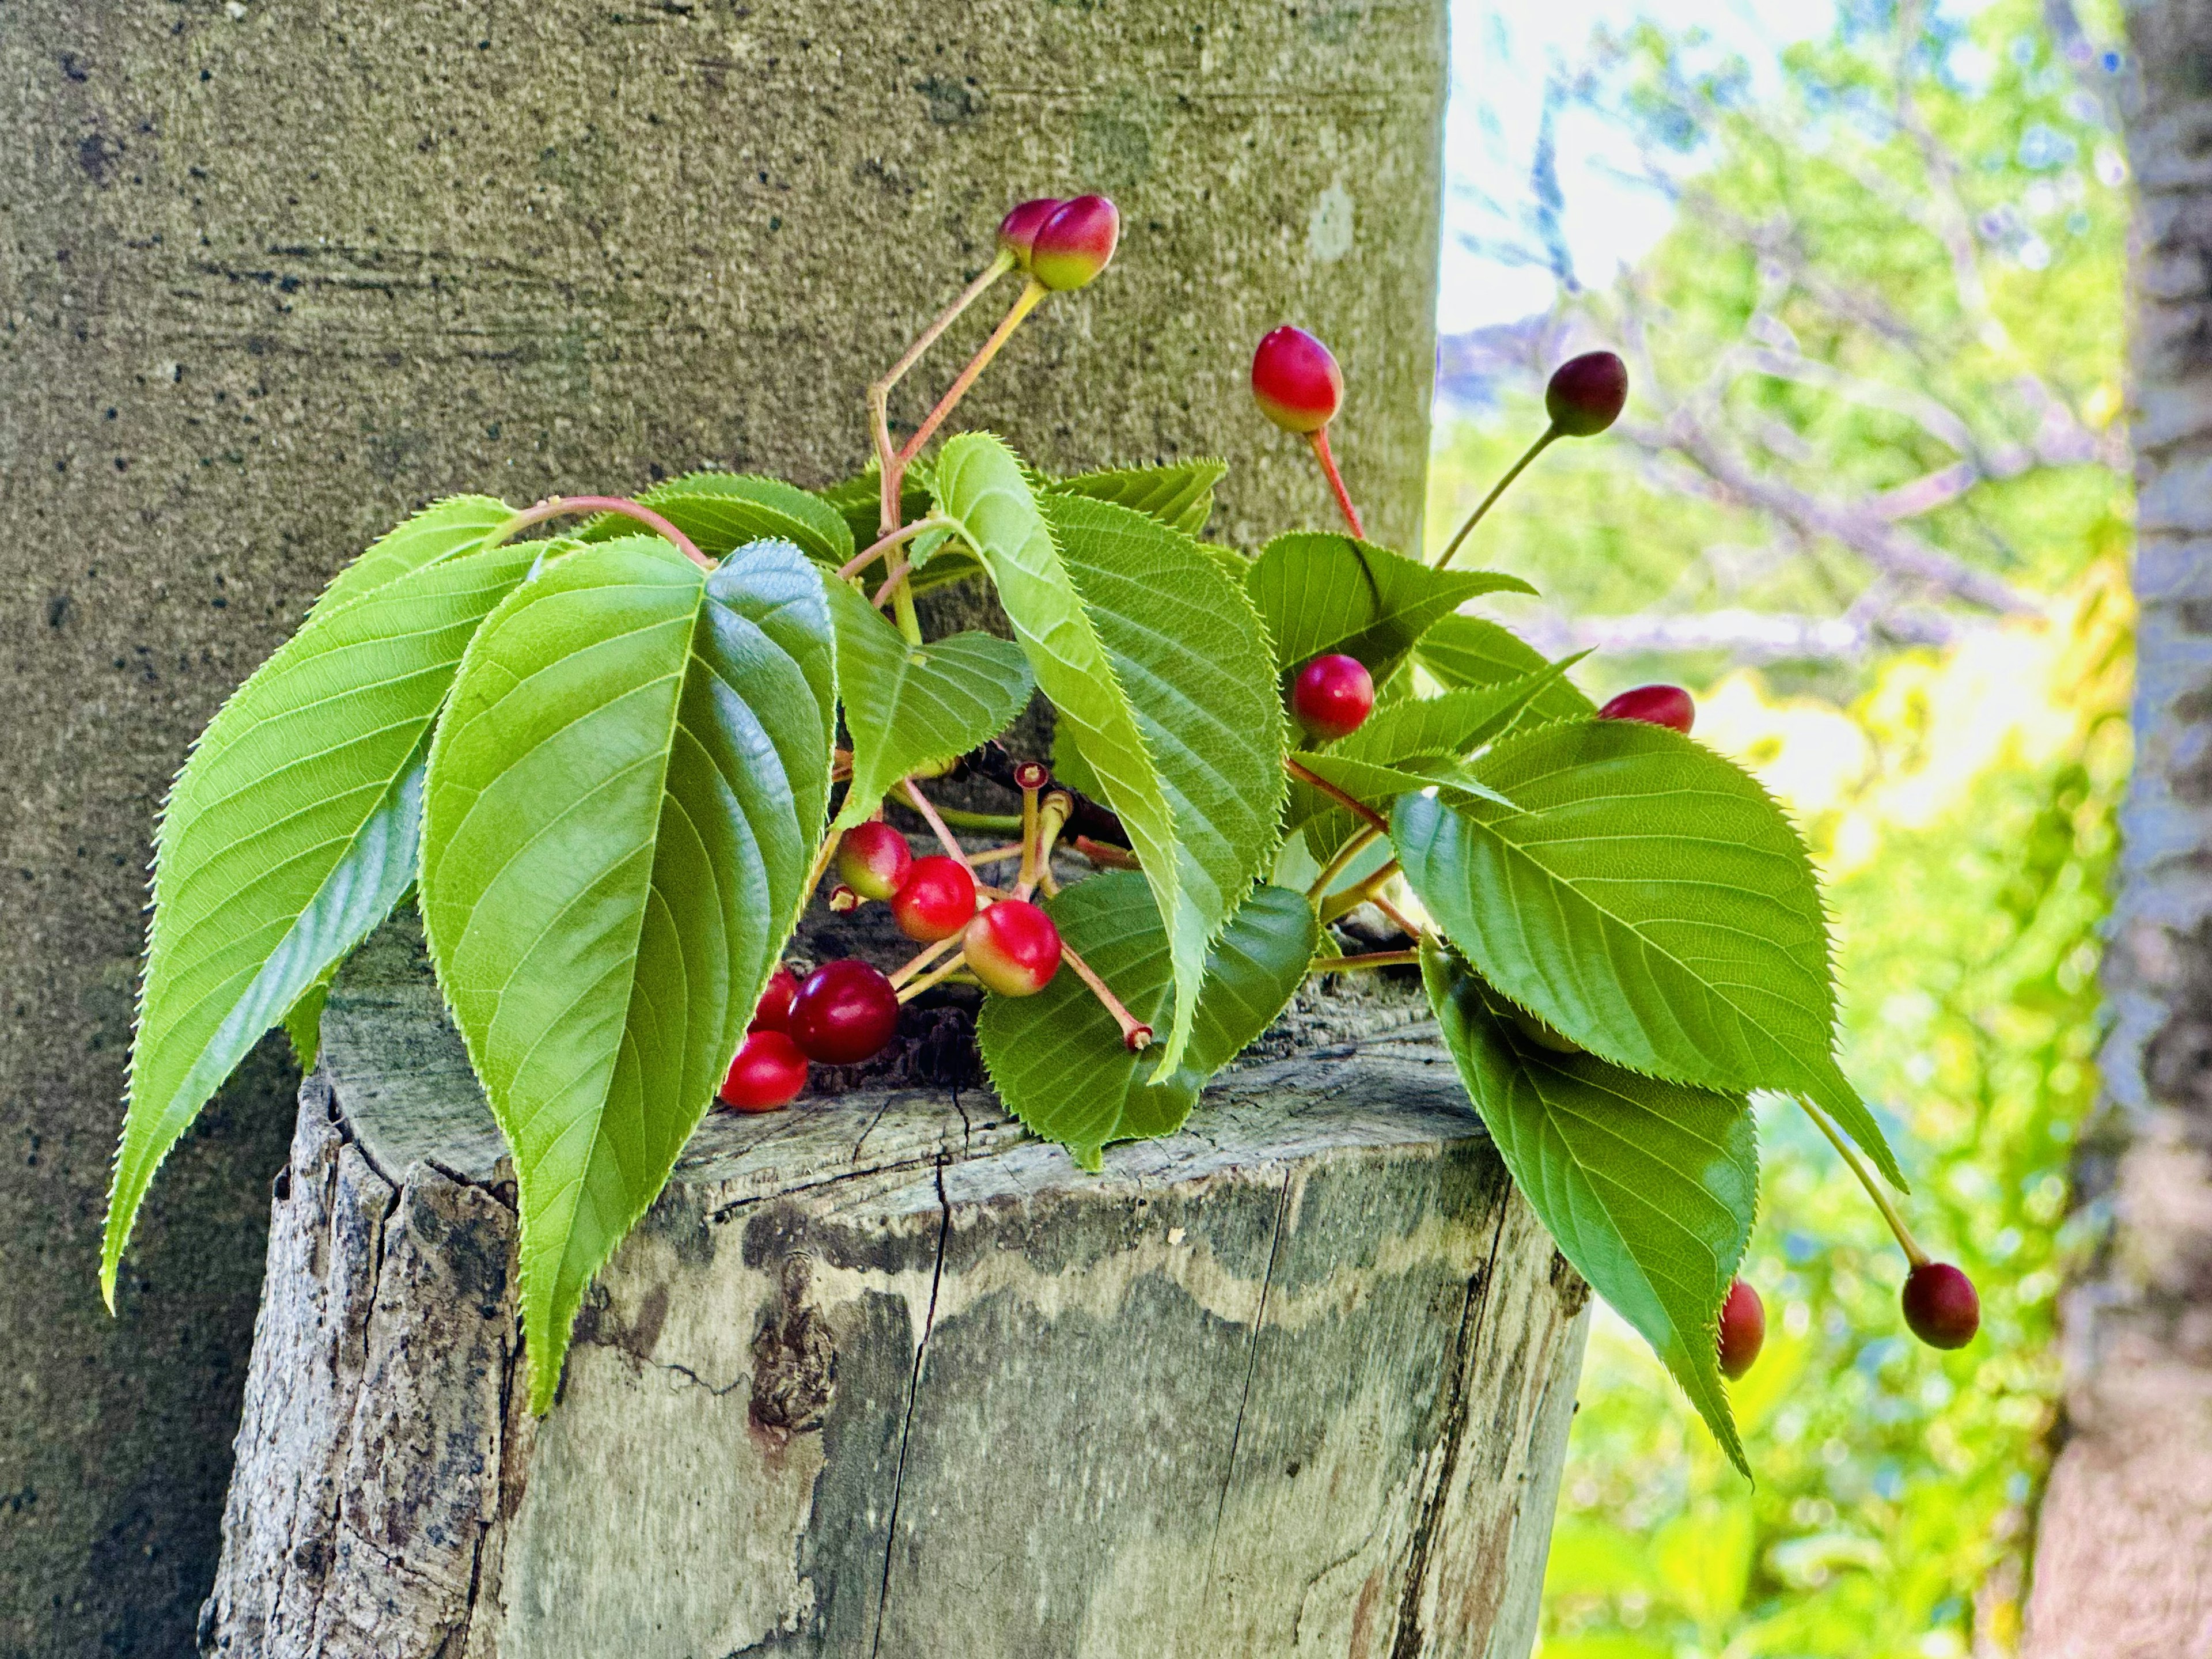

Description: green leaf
[281,946,350,1071]
[1415,614,1595,722]
[104,541,538,1304]
[819,460,935,553]
[825,578,1033,827]
[310,495,514,619]
[1246,532,1535,687]
[421,534,835,1411]
[1046,459,1228,538]
[585,471,854,567]
[1392,717,1903,1187]
[979,876,1317,1170]
[1423,940,1756,1474]
[932,434,1207,1072]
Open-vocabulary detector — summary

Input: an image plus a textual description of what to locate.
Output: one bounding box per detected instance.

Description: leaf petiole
[484,495,712,572]
[1286,757,1392,837]
[1305,824,1383,904]
[838,514,957,582]
[1318,859,1406,924]
[1309,948,1419,975]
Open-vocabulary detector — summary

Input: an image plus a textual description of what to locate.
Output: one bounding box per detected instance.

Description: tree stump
[200,922,1589,1658]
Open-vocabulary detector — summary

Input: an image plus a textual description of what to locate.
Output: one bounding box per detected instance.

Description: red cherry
[749,966,800,1035]
[1030,195,1119,291]
[837,821,913,902]
[1718,1279,1766,1379]
[997,197,1065,270]
[963,900,1063,997]
[1251,326,1344,435]
[719,1031,809,1113]
[1597,684,1695,734]
[1290,653,1375,742]
[1546,350,1629,437]
[786,960,900,1066]
[1902,1262,1980,1350]
[891,855,978,943]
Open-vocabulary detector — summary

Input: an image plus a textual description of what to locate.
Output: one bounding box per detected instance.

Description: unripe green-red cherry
[997,197,1064,270]
[719,1031,809,1113]
[1251,326,1344,435]
[1598,683,1695,734]
[749,965,800,1035]
[963,899,1063,997]
[1030,195,1119,291]
[838,821,913,902]
[1902,1262,1980,1349]
[1291,653,1375,741]
[787,960,900,1066]
[891,855,977,943]
[1718,1278,1766,1379]
[1546,350,1630,437]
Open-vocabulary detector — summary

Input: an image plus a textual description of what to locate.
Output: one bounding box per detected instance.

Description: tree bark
[2024,2,2212,1652]
[199,922,1588,1658]
[0,2,1445,1650]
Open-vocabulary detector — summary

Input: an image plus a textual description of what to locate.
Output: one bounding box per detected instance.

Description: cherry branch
[486,495,710,572]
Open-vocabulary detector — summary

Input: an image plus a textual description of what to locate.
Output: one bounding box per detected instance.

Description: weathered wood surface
[202,926,1589,1658]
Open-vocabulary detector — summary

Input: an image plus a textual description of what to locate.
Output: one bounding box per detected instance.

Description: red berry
[749,965,800,1035]
[1030,195,1119,291]
[892,855,978,942]
[1251,326,1343,435]
[786,960,900,1066]
[719,1031,809,1113]
[1902,1262,1980,1349]
[997,197,1065,270]
[1718,1279,1766,1379]
[963,900,1063,997]
[1290,653,1375,742]
[837,821,913,902]
[1546,350,1629,437]
[1597,684,1695,734]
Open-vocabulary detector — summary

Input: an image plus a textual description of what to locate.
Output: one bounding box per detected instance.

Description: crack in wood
[1200,1165,1296,1613]
[867,1158,953,1659]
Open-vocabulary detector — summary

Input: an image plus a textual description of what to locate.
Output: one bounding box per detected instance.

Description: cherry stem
[1319,859,1405,924]
[486,495,711,572]
[872,249,1019,534]
[871,559,913,609]
[1018,773,1043,892]
[1310,949,1420,975]
[838,516,955,582]
[1058,941,1152,1051]
[896,778,968,862]
[1074,835,1141,870]
[1286,758,1392,837]
[962,844,1028,867]
[1016,792,1073,900]
[1798,1097,1929,1267]
[802,827,844,902]
[888,933,963,990]
[935,805,1024,834]
[1307,428,1365,539]
[896,278,1050,472]
[1434,425,1558,570]
[896,949,973,1004]
[1306,825,1384,904]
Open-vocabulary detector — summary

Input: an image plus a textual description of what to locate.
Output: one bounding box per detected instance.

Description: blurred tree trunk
[2024,2,2212,1652]
[0,4,1446,1652]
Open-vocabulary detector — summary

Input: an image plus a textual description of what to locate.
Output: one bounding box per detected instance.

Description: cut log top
[204,915,1588,1659]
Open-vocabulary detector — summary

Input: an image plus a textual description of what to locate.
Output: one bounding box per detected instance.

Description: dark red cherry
[1546,350,1629,437]
[748,965,800,1035]
[1902,1262,1980,1350]
[963,900,1063,997]
[719,1031,809,1113]
[1718,1278,1766,1380]
[1291,653,1375,742]
[786,960,900,1066]
[1597,684,1695,734]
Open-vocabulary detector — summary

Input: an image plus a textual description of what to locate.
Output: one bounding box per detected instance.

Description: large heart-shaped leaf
[584,471,853,567]
[1415,614,1594,722]
[825,578,1033,826]
[1246,532,1533,687]
[979,876,1317,1170]
[1046,460,1226,539]
[1392,717,1902,1187]
[102,537,540,1303]
[932,434,1210,1071]
[1423,940,1756,1472]
[421,534,835,1411]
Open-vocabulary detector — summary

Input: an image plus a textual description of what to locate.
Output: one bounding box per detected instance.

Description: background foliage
[1426,0,2133,1650]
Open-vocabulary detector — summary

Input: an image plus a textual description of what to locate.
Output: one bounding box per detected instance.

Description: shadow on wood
[201,923,1588,1658]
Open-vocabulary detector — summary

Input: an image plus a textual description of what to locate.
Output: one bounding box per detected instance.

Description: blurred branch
[1518,605,1969,662]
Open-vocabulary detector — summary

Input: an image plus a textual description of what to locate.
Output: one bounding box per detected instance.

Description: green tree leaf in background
[1247,531,1534,687]
[932,433,1210,1072]
[421,534,835,1411]
[1393,717,1903,1187]
[1424,939,1757,1472]
[1414,613,1596,722]
[1046,459,1228,539]
[585,471,854,567]
[308,494,514,621]
[979,875,1317,1169]
[103,537,540,1304]
[825,578,1033,826]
